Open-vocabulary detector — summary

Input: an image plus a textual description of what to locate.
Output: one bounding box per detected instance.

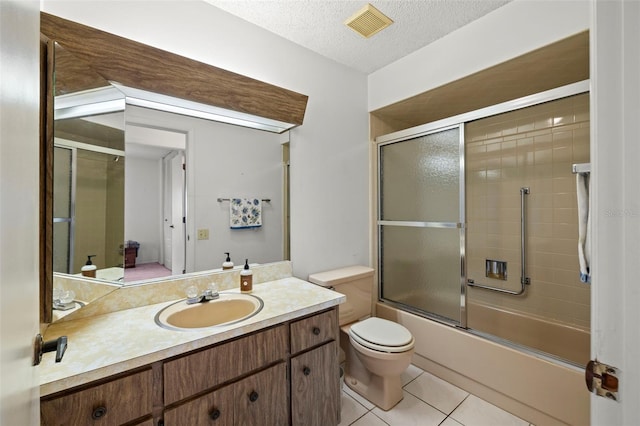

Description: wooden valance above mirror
[40,12,308,126]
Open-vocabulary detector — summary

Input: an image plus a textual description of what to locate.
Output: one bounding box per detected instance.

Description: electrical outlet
[197,229,209,240]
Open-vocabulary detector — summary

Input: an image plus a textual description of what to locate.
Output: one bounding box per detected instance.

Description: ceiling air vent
[345,3,393,38]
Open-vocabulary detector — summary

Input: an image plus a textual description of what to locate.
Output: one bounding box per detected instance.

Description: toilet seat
[349,317,415,353]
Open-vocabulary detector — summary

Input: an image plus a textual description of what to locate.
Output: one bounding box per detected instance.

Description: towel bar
[217,198,271,203]
[572,163,591,174]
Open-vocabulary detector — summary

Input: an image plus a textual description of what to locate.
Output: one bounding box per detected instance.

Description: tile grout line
[440,393,471,426]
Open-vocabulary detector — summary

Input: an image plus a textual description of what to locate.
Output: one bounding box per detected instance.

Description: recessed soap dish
[486,259,507,280]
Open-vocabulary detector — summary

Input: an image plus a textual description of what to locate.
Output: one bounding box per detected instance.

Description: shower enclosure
[53,142,125,275]
[377,82,591,366]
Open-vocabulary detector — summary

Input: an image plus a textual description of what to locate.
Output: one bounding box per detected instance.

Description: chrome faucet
[186,284,219,304]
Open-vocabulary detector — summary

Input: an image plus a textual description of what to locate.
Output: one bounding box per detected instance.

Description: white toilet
[308,266,415,411]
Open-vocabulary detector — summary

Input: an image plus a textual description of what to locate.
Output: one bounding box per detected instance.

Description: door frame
[590,0,640,422]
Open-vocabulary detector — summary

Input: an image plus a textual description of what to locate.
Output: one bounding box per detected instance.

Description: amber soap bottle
[240,259,253,293]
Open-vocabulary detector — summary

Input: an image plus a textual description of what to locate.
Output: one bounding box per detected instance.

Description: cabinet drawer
[164,324,288,405]
[163,382,234,425]
[41,368,153,426]
[290,308,337,354]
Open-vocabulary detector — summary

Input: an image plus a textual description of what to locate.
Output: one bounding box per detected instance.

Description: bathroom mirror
[42,12,307,323]
[49,44,291,321]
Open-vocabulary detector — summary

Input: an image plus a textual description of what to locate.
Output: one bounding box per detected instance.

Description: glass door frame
[376,123,467,328]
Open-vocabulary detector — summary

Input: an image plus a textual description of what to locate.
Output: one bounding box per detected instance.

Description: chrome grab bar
[520,187,530,286]
[467,187,530,295]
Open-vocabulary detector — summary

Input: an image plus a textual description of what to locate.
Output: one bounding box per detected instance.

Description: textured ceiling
[205,0,512,74]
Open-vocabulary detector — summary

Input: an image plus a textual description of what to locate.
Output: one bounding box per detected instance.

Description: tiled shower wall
[465,93,590,330]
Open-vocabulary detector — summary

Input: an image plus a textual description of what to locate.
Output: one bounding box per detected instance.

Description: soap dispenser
[240,259,253,293]
[81,255,97,278]
[222,252,234,270]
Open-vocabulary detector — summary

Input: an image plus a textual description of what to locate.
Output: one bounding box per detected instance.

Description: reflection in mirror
[124,120,187,282]
[122,105,289,283]
[54,112,125,278]
[51,43,126,320]
[50,45,291,323]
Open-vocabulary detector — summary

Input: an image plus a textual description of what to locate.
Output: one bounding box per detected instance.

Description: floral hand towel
[230,198,262,229]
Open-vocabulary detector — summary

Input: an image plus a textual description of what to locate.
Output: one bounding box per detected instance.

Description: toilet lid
[349,317,414,353]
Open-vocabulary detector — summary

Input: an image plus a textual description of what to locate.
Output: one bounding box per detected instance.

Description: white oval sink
[155,293,263,331]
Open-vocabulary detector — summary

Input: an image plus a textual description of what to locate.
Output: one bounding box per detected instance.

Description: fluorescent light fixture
[111,83,296,133]
[54,84,297,134]
[54,86,125,121]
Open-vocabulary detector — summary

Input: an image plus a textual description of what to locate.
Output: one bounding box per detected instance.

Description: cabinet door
[291,342,339,426]
[163,384,233,426]
[40,368,153,426]
[234,363,288,426]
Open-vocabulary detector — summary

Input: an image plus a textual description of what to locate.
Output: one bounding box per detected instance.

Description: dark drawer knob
[91,406,107,420]
[209,408,221,420]
[303,366,311,376]
[312,327,321,335]
[249,391,259,402]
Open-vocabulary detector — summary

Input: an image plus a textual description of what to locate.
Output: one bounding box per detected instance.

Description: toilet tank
[308,266,374,326]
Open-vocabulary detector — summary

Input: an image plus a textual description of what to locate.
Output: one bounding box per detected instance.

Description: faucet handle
[185,285,199,303]
[208,282,219,294]
[203,282,219,300]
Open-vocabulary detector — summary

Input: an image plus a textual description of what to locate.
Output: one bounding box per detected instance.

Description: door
[52,145,74,273]
[163,153,174,270]
[378,125,464,325]
[170,152,185,275]
[163,151,185,275]
[234,363,288,425]
[591,0,640,423]
[291,343,339,426]
[1,1,41,424]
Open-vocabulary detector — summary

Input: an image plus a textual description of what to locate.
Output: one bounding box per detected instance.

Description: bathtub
[376,302,589,426]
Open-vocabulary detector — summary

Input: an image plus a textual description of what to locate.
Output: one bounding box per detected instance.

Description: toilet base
[344,370,403,411]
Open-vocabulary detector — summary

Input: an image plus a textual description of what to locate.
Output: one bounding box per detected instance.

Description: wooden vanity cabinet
[41,307,339,426]
[290,308,340,426]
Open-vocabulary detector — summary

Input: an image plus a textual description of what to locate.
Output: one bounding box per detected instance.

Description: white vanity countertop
[40,277,344,397]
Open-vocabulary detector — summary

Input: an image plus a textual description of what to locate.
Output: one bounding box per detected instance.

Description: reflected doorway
[124,124,187,281]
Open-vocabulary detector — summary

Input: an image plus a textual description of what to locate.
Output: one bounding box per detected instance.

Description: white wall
[125,156,162,264]
[0,1,41,424]
[125,106,286,273]
[368,0,590,111]
[188,118,285,271]
[42,0,370,280]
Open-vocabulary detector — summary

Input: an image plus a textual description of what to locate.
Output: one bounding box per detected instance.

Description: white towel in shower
[576,173,591,283]
[230,198,262,229]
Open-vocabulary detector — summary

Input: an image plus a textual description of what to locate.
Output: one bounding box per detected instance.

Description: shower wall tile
[465,93,590,332]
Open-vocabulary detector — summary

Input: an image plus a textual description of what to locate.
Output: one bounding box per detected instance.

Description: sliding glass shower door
[53,145,75,274]
[378,125,464,325]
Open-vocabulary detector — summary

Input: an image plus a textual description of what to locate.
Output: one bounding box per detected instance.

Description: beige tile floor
[339,365,533,426]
